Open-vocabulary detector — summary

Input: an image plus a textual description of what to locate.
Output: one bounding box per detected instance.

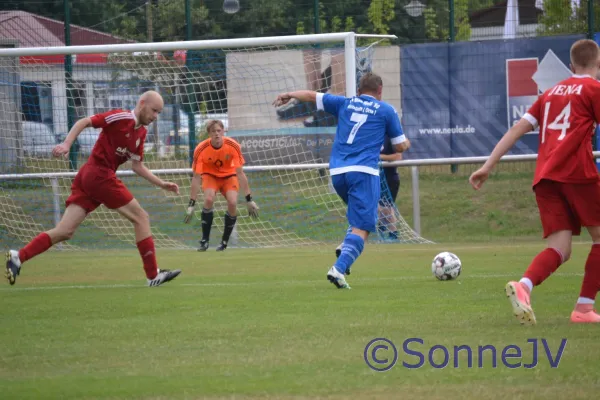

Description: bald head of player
[357,72,384,101]
[136,90,164,126]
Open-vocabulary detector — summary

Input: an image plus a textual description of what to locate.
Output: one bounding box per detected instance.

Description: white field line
[371,241,597,252]
[0,272,585,292]
[35,241,598,257]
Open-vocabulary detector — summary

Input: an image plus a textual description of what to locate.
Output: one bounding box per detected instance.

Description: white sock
[519,278,533,292]
[577,297,595,305]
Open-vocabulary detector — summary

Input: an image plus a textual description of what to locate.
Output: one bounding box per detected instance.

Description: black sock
[222,212,237,243]
[201,208,213,241]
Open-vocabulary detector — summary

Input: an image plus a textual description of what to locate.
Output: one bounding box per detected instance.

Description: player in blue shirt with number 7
[273,72,410,289]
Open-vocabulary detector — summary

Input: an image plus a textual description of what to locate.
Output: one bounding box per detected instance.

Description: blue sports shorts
[331,171,380,232]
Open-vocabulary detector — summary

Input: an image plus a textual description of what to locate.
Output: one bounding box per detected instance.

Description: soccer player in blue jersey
[273,72,411,289]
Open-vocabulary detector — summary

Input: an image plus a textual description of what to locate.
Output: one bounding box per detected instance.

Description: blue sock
[334,233,365,274]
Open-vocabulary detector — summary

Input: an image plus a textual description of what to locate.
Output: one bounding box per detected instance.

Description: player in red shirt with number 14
[5,91,181,287]
[470,39,600,325]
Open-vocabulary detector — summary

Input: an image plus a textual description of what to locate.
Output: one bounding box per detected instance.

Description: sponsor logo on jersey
[115,146,139,161]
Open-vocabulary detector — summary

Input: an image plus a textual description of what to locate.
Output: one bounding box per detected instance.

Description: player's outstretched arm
[380,152,403,162]
[273,90,318,107]
[184,174,202,223]
[236,167,259,218]
[52,117,92,158]
[131,160,180,194]
[469,118,533,190]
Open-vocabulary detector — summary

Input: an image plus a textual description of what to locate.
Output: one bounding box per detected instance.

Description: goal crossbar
[0,32,397,57]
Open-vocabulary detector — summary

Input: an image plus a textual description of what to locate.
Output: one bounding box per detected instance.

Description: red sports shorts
[534,179,600,238]
[201,174,239,196]
[65,163,134,213]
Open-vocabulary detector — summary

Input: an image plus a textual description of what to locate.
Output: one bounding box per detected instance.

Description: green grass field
[2,242,600,399]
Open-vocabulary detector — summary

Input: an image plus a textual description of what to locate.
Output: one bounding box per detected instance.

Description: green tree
[424,7,444,41]
[467,0,494,11]
[367,0,396,35]
[537,0,599,36]
[423,1,449,42]
[455,0,472,41]
[294,0,366,35]
[225,0,295,38]
[97,1,145,41]
[345,17,356,33]
[70,1,143,39]
[0,0,59,16]
[0,0,146,41]
[421,0,471,42]
[1,0,502,45]
[152,0,210,41]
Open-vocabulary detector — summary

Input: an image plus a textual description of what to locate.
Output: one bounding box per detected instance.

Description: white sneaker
[327,266,351,289]
[147,269,181,287]
[5,250,21,285]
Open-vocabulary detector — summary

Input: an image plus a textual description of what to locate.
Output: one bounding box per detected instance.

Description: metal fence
[1,0,597,47]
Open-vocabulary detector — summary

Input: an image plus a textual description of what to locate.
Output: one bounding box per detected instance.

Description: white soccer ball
[431,252,462,281]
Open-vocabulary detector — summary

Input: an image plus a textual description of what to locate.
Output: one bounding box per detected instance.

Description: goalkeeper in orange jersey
[184,120,259,251]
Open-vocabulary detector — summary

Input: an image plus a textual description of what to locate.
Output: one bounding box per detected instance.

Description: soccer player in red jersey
[5,90,182,287]
[469,39,600,324]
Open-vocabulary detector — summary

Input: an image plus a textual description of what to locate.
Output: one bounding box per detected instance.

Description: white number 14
[542,101,571,143]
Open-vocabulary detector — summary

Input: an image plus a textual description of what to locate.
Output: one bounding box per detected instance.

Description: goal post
[0,32,432,250]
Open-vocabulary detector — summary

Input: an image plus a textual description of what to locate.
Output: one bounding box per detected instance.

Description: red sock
[579,244,600,300]
[523,247,563,286]
[137,236,158,279]
[19,233,53,263]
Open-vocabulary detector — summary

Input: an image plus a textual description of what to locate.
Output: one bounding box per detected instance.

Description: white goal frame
[0,32,383,96]
[1,32,440,250]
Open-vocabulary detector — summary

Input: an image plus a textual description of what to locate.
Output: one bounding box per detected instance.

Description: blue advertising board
[400,34,585,159]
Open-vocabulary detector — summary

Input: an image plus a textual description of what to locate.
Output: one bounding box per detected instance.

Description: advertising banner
[400,35,585,159]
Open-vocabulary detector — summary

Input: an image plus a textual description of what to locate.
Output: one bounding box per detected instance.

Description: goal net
[0,33,432,250]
